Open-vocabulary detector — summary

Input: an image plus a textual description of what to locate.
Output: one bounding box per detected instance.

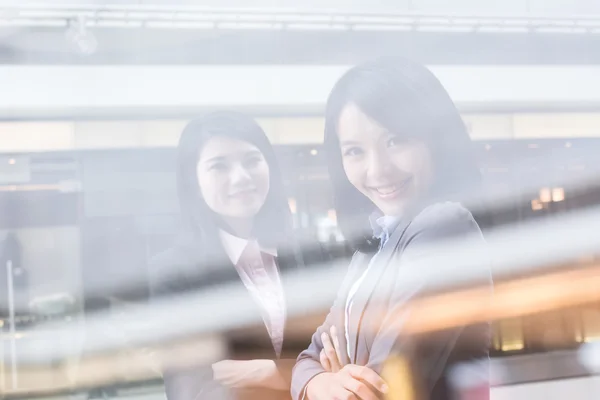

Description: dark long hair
[324,58,482,252]
[177,111,294,261]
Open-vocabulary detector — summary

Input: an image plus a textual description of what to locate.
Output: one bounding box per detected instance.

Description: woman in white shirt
[149,111,319,400]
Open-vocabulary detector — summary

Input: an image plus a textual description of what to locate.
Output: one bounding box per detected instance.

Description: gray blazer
[291,202,492,400]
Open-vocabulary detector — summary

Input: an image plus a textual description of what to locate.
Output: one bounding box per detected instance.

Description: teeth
[377,186,397,195]
[374,179,411,196]
[231,188,255,196]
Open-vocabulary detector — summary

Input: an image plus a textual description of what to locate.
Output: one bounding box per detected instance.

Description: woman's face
[337,103,434,217]
[197,136,270,220]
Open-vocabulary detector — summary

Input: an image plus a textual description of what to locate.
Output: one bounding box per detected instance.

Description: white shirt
[344,215,400,359]
[219,230,286,357]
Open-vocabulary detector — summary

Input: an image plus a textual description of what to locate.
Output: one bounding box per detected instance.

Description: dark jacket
[148,232,327,400]
[291,202,493,400]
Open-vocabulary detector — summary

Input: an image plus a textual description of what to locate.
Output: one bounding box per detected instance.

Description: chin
[379,208,403,217]
[230,205,263,219]
[231,210,260,219]
[377,202,408,217]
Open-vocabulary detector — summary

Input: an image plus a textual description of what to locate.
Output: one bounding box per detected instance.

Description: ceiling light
[0,18,66,27]
[576,20,600,27]
[348,16,414,24]
[95,11,127,19]
[531,19,574,27]
[287,23,348,31]
[416,25,474,33]
[477,26,529,33]
[146,20,214,29]
[92,20,143,28]
[501,342,524,351]
[126,12,162,20]
[275,14,332,23]
[536,26,587,34]
[327,209,337,224]
[539,188,551,203]
[17,10,76,19]
[218,22,283,30]
[352,24,412,31]
[531,199,543,211]
[501,19,530,27]
[552,188,565,202]
[418,17,452,25]
[288,198,297,214]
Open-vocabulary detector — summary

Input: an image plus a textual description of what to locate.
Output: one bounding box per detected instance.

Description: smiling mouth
[229,188,257,197]
[371,178,412,199]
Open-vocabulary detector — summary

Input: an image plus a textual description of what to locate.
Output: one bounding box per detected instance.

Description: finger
[320,349,332,372]
[321,332,342,372]
[321,332,340,372]
[333,387,358,400]
[329,325,345,367]
[341,375,379,400]
[343,365,389,394]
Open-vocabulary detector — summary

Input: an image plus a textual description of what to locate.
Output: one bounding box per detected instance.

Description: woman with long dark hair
[291,58,492,400]
[149,111,312,400]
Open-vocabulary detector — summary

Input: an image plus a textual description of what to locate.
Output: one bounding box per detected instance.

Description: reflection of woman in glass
[292,58,492,400]
[150,111,310,400]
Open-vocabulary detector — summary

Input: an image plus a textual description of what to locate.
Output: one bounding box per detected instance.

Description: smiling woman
[147,111,317,400]
[292,58,492,400]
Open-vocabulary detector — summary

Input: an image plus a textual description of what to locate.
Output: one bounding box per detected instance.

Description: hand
[211,359,286,390]
[320,325,345,373]
[319,326,343,373]
[306,365,388,400]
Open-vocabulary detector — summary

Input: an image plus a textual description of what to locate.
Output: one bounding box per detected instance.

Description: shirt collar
[219,229,277,265]
[369,212,402,247]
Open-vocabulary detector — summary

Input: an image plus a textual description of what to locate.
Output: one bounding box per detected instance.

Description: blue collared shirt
[369,213,402,249]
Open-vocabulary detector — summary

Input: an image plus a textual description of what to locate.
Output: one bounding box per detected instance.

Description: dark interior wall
[3,139,600,312]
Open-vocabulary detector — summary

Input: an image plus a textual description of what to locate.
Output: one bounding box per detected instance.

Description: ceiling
[6,0,599,15]
[1,1,600,64]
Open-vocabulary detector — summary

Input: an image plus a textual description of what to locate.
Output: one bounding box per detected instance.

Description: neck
[222,216,254,238]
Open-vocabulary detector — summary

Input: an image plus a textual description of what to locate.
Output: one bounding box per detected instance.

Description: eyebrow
[203,155,226,164]
[244,150,263,157]
[339,140,361,147]
[202,150,262,164]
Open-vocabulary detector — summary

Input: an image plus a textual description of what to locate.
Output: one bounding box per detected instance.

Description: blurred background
[1,0,600,399]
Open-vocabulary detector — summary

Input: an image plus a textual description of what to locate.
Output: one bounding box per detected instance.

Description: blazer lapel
[278,248,298,356]
[343,251,371,365]
[347,218,413,363]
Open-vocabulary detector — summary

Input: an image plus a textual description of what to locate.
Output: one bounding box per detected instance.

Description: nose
[229,163,252,185]
[366,149,394,181]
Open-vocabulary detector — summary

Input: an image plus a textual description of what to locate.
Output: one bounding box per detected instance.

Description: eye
[243,155,263,169]
[343,147,363,157]
[208,162,228,172]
